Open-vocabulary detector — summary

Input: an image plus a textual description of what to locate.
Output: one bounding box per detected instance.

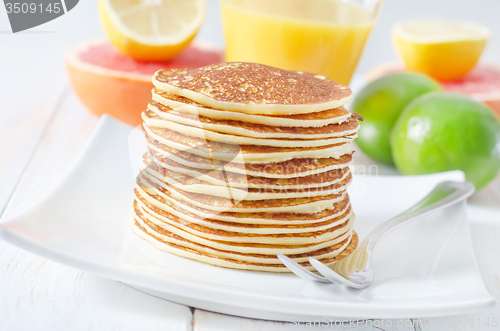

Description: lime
[351,73,441,164]
[391,92,500,189]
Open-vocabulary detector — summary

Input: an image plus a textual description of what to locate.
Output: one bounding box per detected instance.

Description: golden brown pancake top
[153,62,352,106]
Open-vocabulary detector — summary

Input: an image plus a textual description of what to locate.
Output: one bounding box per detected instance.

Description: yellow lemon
[99,0,206,61]
[393,20,490,81]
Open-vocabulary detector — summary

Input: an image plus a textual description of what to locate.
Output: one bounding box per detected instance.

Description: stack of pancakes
[133,62,360,272]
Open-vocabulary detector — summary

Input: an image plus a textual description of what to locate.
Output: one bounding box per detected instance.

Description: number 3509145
[5,2,61,14]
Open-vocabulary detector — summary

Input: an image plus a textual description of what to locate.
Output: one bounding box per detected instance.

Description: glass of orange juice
[220,0,383,86]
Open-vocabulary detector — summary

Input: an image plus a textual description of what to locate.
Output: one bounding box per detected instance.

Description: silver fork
[278,181,475,289]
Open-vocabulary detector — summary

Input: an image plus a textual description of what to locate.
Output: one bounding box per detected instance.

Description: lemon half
[99,0,206,61]
[393,20,490,81]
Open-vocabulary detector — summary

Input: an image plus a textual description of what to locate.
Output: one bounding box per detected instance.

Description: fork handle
[360,181,475,257]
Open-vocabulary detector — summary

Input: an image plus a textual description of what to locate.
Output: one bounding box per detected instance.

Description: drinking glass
[220,0,384,85]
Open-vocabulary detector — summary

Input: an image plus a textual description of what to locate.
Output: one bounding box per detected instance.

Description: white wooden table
[2,0,500,328]
[0,62,500,331]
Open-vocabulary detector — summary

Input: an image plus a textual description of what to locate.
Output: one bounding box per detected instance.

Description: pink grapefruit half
[366,63,500,117]
[66,40,223,126]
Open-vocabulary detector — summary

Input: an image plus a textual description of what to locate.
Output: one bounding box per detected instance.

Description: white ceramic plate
[0,116,494,322]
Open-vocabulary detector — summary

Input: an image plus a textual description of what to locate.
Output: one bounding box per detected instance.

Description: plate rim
[0,115,495,321]
[1,224,495,321]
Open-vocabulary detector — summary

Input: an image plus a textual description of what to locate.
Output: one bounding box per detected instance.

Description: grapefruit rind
[65,40,222,126]
[365,63,500,116]
[66,40,152,82]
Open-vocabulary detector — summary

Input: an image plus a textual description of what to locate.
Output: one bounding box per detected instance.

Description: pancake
[135,185,351,225]
[134,188,351,234]
[136,190,355,255]
[144,120,357,148]
[134,214,354,265]
[143,112,357,148]
[132,61,359,273]
[135,211,354,257]
[140,161,353,200]
[144,125,353,163]
[147,143,353,178]
[152,62,352,115]
[146,101,360,139]
[143,153,351,190]
[135,215,353,264]
[133,217,359,272]
[135,199,354,245]
[152,89,352,127]
[137,174,346,213]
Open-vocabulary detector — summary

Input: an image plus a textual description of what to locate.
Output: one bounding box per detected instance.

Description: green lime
[391,92,500,190]
[351,73,441,164]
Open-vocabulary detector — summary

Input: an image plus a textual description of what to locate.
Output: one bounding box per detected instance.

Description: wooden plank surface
[0,64,67,216]
[0,243,192,331]
[0,88,193,331]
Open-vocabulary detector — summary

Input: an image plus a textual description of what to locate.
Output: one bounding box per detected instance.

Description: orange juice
[221,0,375,85]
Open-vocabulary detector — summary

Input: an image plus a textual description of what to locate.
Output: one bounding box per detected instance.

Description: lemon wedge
[393,20,490,81]
[99,0,206,61]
